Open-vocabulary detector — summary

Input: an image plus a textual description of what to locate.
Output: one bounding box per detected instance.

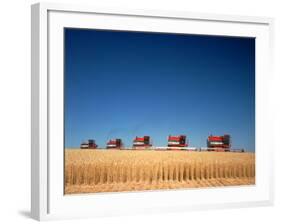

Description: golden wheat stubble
[64,150,255,194]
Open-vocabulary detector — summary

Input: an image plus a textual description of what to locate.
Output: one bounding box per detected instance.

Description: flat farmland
[64,149,255,194]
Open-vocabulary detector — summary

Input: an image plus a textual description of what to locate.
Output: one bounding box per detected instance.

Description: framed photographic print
[31,2,274,221]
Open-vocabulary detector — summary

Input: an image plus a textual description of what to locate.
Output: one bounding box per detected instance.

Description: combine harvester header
[80,139,98,149]
[106,138,123,149]
[79,134,245,152]
[133,136,152,149]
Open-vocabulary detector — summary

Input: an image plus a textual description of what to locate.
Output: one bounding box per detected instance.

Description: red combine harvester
[106,138,123,149]
[80,139,98,149]
[133,136,152,149]
[167,135,188,150]
[207,134,231,152]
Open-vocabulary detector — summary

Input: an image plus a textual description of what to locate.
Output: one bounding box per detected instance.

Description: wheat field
[64,149,255,194]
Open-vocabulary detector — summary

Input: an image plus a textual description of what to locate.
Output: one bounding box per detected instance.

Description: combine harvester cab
[207,134,231,152]
[106,138,123,149]
[167,135,188,150]
[132,136,152,149]
[80,139,98,149]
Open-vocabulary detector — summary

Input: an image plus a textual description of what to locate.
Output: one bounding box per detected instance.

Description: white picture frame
[31,2,274,221]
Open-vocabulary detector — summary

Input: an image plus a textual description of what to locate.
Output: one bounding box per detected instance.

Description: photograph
[64,28,255,195]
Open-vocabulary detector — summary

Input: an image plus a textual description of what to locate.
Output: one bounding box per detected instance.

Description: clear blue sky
[64,28,255,151]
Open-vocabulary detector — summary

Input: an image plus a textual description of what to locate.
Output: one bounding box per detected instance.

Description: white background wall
[0,0,280,223]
